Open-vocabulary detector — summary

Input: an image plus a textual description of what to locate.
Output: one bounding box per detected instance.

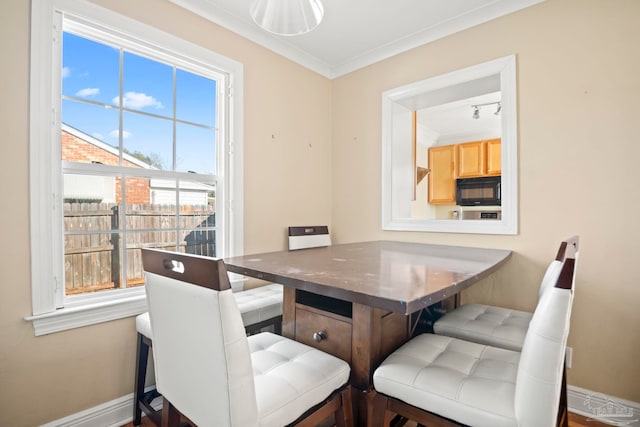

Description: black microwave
[456,176,501,206]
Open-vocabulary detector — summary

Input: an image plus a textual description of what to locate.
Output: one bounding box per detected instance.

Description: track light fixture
[471,101,501,119]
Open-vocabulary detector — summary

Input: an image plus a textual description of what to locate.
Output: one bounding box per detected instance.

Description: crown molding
[169,0,544,79]
[168,0,334,77]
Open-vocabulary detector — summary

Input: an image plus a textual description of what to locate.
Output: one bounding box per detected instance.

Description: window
[28,0,243,335]
[61,29,219,295]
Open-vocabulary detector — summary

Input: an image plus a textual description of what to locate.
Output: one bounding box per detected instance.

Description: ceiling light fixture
[250,0,324,36]
[471,101,501,119]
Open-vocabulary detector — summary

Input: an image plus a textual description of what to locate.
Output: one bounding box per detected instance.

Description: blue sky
[62,32,218,174]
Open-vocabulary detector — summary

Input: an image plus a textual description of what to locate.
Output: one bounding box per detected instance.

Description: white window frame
[26,0,244,336]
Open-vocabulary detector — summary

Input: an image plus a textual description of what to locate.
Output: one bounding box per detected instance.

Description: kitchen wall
[1,0,639,425]
[332,0,640,404]
[0,0,332,425]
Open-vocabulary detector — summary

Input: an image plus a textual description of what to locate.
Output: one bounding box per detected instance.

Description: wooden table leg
[282,286,296,339]
[284,293,409,426]
[351,303,409,426]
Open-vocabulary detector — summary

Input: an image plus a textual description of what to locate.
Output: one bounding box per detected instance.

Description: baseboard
[41,384,639,426]
[568,385,640,426]
[41,387,161,427]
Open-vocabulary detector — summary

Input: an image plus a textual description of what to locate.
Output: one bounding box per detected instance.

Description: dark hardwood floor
[121,411,609,427]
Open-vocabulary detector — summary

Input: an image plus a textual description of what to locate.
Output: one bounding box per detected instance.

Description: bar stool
[372,237,579,427]
[133,313,160,426]
[133,283,284,426]
[142,248,353,427]
[432,237,577,351]
[133,225,331,426]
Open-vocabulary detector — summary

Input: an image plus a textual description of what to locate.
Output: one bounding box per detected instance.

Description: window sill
[25,294,148,336]
[25,277,246,336]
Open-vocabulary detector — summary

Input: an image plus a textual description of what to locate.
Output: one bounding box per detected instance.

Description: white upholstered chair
[142,248,353,427]
[432,237,578,352]
[133,284,282,426]
[133,226,330,426]
[133,280,284,426]
[372,237,579,427]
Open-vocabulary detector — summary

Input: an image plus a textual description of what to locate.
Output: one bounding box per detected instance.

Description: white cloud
[76,87,100,97]
[62,67,71,78]
[112,92,163,109]
[109,129,132,139]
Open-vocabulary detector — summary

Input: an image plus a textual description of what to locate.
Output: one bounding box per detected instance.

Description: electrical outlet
[566,346,573,368]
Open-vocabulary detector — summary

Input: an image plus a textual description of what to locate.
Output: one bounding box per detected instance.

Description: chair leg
[161,400,181,427]
[273,318,282,335]
[133,333,149,426]
[134,334,161,426]
[371,391,391,427]
[557,364,569,427]
[335,385,354,427]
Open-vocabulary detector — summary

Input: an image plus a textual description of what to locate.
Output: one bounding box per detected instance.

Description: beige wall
[332,0,640,403]
[0,0,332,425]
[1,0,639,425]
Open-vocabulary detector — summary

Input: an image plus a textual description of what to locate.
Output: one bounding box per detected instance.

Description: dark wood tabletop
[224,240,512,315]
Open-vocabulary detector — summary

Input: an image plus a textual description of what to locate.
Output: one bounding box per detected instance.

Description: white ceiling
[169,0,543,78]
[419,91,502,145]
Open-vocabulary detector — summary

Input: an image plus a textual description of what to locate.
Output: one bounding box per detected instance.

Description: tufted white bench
[133,283,283,426]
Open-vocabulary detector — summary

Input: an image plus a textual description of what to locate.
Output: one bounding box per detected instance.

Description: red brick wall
[62,130,150,204]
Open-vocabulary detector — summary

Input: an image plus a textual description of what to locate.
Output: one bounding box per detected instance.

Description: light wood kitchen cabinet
[428,144,456,204]
[457,141,485,178]
[427,139,501,205]
[457,138,501,177]
[485,138,501,175]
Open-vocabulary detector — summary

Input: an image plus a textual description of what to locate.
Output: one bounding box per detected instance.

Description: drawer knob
[313,331,326,342]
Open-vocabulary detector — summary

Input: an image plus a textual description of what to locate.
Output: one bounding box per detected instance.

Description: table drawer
[294,307,352,363]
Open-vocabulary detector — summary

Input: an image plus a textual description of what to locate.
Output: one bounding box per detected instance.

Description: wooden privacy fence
[64,202,215,295]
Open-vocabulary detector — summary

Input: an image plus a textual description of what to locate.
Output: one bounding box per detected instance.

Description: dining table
[224,240,512,426]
